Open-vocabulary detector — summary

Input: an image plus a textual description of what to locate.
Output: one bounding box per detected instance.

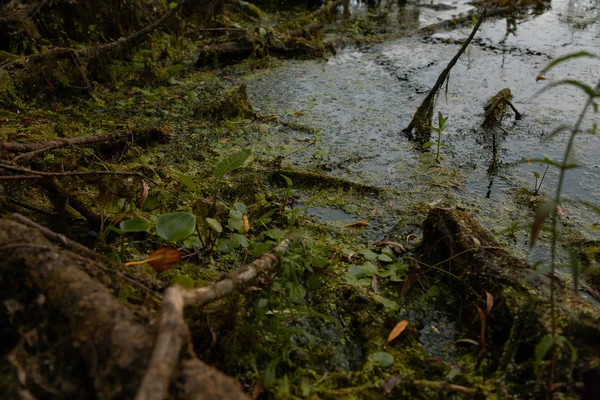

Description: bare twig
[0,162,145,179]
[403,8,487,146]
[135,240,290,400]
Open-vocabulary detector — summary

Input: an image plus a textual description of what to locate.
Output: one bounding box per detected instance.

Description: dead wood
[403,8,486,147]
[136,240,289,400]
[195,32,323,67]
[1,127,170,161]
[0,217,249,400]
[0,1,184,92]
[418,207,600,398]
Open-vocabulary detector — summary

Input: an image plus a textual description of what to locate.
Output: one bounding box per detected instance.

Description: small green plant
[529,50,600,393]
[424,111,449,163]
[108,218,152,259]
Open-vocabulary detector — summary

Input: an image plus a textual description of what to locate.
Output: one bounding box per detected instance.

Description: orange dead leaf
[485,291,494,315]
[536,75,546,81]
[346,221,369,228]
[387,320,408,342]
[125,246,182,272]
[251,374,264,400]
[243,214,250,233]
[428,167,442,173]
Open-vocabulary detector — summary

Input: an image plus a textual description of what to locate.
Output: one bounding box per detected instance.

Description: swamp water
[245,0,600,262]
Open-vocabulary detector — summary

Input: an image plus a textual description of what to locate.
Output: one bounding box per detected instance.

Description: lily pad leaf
[156,212,196,242]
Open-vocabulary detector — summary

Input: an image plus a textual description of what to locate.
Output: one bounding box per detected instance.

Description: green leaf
[156,212,196,242]
[377,254,393,262]
[280,174,293,188]
[371,352,394,367]
[218,238,239,253]
[423,141,436,149]
[183,236,202,249]
[174,170,201,193]
[533,171,541,179]
[358,249,378,261]
[263,359,278,388]
[232,234,249,248]
[229,210,243,220]
[119,219,152,233]
[170,274,195,289]
[257,298,269,309]
[372,294,400,310]
[535,79,598,100]
[213,149,251,179]
[205,217,223,233]
[252,242,271,257]
[228,218,245,233]
[556,335,578,363]
[539,51,600,75]
[288,284,307,301]
[169,2,178,10]
[348,264,377,278]
[234,202,247,214]
[534,334,555,375]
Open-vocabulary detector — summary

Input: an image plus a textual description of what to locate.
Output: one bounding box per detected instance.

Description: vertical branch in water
[403,8,487,147]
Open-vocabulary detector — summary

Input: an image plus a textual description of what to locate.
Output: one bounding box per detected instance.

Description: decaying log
[195,33,322,67]
[418,207,600,398]
[0,217,249,400]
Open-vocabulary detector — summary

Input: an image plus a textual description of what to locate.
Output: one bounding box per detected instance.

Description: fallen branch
[136,240,290,400]
[403,8,487,147]
[1,128,169,159]
[0,162,145,179]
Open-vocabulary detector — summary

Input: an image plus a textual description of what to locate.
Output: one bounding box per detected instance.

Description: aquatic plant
[529,50,600,393]
[424,111,448,163]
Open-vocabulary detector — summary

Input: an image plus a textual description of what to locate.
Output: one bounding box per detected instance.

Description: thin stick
[403,8,487,145]
[0,162,145,178]
[135,240,290,400]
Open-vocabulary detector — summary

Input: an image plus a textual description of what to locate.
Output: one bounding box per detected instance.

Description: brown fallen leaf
[428,167,442,173]
[138,180,149,207]
[381,374,402,394]
[536,75,546,81]
[387,320,408,342]
[485,291,494,315]
[125,246,182,272]
[252,374,264,400]
[346,221,369,228]
[243,214,250,233]
[371,275,379,293]
[373,241,407,253]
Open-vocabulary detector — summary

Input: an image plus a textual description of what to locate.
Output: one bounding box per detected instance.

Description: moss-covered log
[418,207,600,398]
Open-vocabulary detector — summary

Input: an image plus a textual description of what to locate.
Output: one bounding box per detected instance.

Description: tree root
[0,216,287,399]
[136,240,290,400]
